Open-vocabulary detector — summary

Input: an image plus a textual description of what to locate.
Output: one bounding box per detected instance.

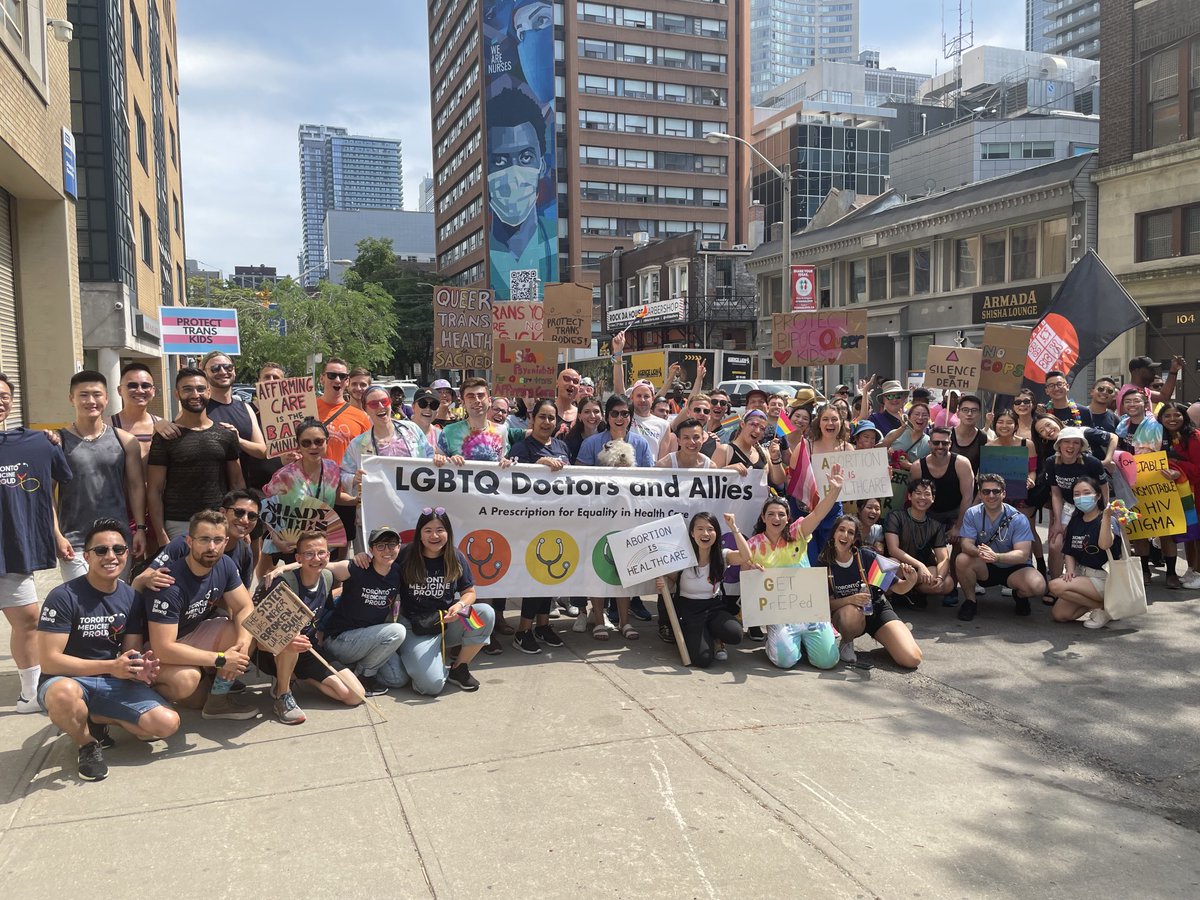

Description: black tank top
[920,453,963,517]
[730,442,765,470]
[206,397,254,441]
[950,427,986,475]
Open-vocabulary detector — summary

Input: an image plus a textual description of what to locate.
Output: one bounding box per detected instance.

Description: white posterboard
[739,567,831,627]
[813,449,891,502]
[606,514,697,589]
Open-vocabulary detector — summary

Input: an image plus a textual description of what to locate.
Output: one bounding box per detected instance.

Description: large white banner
[360,458,768,598]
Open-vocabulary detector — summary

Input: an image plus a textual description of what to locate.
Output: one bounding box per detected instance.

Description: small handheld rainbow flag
[775,417,795,439]
[866,555,900,592]
[459,607,486,630]
[720,413,741,429]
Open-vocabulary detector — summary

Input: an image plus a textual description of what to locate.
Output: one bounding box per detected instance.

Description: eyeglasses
[208,363,235,373]
[1046,381,1067,390]
[225,507,260,521]
[1013,398,1032,405]
[930,439,951,446]
[366,398,392,410]
[300,550,330,560]
[421,506,447,516]
[124,382,154,391]
[325,372,349,382]
[979,488,1003,496]
[415,398,439,410]
[86,545,128,556]
[609,410,631,418]
[299,437,327,448]
[192,536,226,546]
[372,541,400,551]
[959,407,980,415]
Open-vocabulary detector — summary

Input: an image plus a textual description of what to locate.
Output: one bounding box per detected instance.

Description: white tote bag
[1103,531,1147,620]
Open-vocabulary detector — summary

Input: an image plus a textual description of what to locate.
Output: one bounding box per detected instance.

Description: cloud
[860,0,1025,77]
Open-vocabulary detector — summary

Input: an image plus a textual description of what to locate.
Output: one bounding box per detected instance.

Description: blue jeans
[324,623,409,686]
[397,605,495,696]
[38,675,168,725]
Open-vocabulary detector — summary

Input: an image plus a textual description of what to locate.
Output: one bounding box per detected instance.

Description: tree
[342,237,441,382]
[186,276,398,379]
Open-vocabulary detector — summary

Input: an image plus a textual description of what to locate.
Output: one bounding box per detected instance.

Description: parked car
[373,380,421,400]
[231,383,257,404]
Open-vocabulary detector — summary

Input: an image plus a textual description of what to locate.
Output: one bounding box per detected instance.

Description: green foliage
[186,276,398,379]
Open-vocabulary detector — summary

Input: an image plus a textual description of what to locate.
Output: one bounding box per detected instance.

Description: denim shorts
[38,675,168,726]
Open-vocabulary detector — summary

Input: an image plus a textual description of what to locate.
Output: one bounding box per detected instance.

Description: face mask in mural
[515,2,554,104]
[488,164,540,227]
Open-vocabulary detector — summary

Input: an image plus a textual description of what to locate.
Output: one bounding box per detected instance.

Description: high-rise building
[67,0,186,412]
[298,125,402,286]
[1042,0,1100,61]
[324,210,436,284]
[427,0,750,303]
[0,0,81,425]
[1025,0,1054,54]
[749,0,860,105]
[418,175,435,213]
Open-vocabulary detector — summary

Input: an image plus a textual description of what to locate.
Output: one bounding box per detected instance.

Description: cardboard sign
[543,283,592,348]
[1124,451,1186,540]
[979,444,1029,501]
[629,350,667,386]
[790,265,817,312]
[261,496,348,547]
[243,581,312,655]
[493,340,558,398]
[256,376,318,458]
[607,514,697,589]
[771,311,867,367]
[813,449,891,502]
[161,308,240,355]
[433,287,493,369]
[978,325,1031,394]
[493,301,544,343]
[924,345,983,392]
[740,567,831,627]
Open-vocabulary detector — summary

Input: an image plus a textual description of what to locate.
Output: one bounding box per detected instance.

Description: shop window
[1042,219,1067,275]
[1010,224,1038,281]
[981,231,1006,285]
[868,255,887,301]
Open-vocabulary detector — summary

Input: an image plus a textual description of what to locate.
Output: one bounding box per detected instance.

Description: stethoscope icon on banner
[535,537,571,579]
[465,535,503,579]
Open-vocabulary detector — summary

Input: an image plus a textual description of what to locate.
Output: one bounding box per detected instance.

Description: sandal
[621,623,640,641]
[592,623,610,641]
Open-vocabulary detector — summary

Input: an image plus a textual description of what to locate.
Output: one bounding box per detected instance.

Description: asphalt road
[1,569,1198,899]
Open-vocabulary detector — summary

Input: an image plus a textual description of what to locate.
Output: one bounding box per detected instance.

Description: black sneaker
[605,599,620,627]
[658,620,676,644]
[533,624,564,647]
[228,678,247,694]
[629,597,653,621]
[911,594,929,610]
[77,740,108,781]
[484,634,504,655]
[957,599,978,622]
[513,630,542,654]
[447,663,480,692]
[1014,595,1032,616]
[87,718,115,750]
[359,673,389,697]
[747,626,766,642]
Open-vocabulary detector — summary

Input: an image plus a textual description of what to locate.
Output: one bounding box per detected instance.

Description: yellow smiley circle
[524,530,579,586]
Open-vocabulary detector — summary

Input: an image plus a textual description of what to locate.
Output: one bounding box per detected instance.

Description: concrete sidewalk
[2,574,1199,898]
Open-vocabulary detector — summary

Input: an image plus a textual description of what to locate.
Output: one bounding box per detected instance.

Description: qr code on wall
[510,269,540,300]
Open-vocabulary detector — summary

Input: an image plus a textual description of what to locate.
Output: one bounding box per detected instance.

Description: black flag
[1023,249,1147,393]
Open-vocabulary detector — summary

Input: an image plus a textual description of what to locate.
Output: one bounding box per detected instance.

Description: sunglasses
[1094,386,1115,394]
[930,439,951,446]
[979,488,1003,496]
[208,363,235,373]
[710,400,729,407]
[883,393,905,400]
[693,408,711,416]
[609,410,631,418]
[415,398,439,410]
[366,398,392,410]
[1013,398,1032,405]
[225,507,260,521]
[86,545,128,556]
[124,382,154,391]
[299,437,327,448]
[421,506,447,516]
[325,372,349,382]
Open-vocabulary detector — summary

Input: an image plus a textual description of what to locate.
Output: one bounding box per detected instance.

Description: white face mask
[488,164,540,226]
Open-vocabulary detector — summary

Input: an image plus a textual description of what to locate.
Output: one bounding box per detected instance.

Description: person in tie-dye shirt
[437,378,524,462]
[264,420,355,555]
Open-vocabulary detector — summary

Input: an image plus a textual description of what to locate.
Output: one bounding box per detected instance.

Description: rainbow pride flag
[634,305,649,319]
[720,413,741,429]
[460,607,486,630]
[1179,479,1199,528]
[866,555,899,592]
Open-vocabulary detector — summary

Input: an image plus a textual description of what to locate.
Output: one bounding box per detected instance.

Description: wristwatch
[135,524,149,532]
[215,652,226,669]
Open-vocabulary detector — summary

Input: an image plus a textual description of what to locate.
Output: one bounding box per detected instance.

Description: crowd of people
[0,341,1193,782]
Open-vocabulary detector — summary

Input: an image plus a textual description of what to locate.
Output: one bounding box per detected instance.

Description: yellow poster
[628,350,666,386]
[1124,451,1186,540]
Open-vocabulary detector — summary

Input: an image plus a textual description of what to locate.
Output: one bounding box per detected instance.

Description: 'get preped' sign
[740,567,831,627]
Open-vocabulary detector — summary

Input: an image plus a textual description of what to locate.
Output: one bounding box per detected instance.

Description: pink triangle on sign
[945,351,959,361]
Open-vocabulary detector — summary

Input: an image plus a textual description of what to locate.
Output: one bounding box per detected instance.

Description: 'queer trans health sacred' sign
[361,459,768,599]
[161,308,240,355]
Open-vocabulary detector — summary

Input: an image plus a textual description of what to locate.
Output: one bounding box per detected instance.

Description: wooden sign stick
[307,647,389,722]
[658,584,691,667]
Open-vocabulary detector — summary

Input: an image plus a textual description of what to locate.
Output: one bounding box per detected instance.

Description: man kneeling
[38,518,179,781]
[143,510,259,720]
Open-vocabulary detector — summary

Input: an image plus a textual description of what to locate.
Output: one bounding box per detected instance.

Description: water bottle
[862,590,873,616]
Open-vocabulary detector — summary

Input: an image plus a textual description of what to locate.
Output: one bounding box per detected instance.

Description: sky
[177,1,1023,278]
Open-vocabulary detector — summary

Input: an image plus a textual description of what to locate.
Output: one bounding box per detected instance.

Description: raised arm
[610,331,627,396]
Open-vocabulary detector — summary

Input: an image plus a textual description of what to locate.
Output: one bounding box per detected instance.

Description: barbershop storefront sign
[972,283,1052,324]
[607,296,686,331]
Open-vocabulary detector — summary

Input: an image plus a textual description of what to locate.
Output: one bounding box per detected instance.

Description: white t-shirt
[632,414,668,458]
[678,550,732,600]
[661,452,713,469]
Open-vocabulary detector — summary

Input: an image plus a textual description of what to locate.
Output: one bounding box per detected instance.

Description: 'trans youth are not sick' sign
[606,515,697,589]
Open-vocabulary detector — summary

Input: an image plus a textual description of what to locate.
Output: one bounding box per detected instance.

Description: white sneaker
[1001,587,1014,597]
[1084,608,1113,629]
[1182,573,1200,590]
[548,606,562,619]
[974,585,985,596]
[571,614,590,633]
[16,695,39,714]
[839,642,857,664]
[714,648,728,662]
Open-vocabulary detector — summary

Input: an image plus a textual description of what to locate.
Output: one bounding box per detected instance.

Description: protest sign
[924,345,983,392]
[432,287,493,369]
[161,308,240,355]
[243,581,312,655]
[739,567,831,627]
[771,311,868,367]
[361,459,768,598]
[1124,451,1186,540]
[261,496,348,547]
[256,376,317,458]
[606,514,697,589]
[493,340,558,398]
[492,301,544,343]
[543,283,592,348]
[979,444,1029,501]
[812,449,890,502]
[629,350,667,385]
[978,325,1031,394]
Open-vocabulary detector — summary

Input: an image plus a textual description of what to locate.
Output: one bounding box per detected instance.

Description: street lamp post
[705,131,790,377]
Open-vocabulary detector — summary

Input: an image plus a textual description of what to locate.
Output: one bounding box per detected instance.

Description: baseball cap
[368,526,400,545]
[413,387,437,405]
[430,378,455,392]
[745,388,769,403]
